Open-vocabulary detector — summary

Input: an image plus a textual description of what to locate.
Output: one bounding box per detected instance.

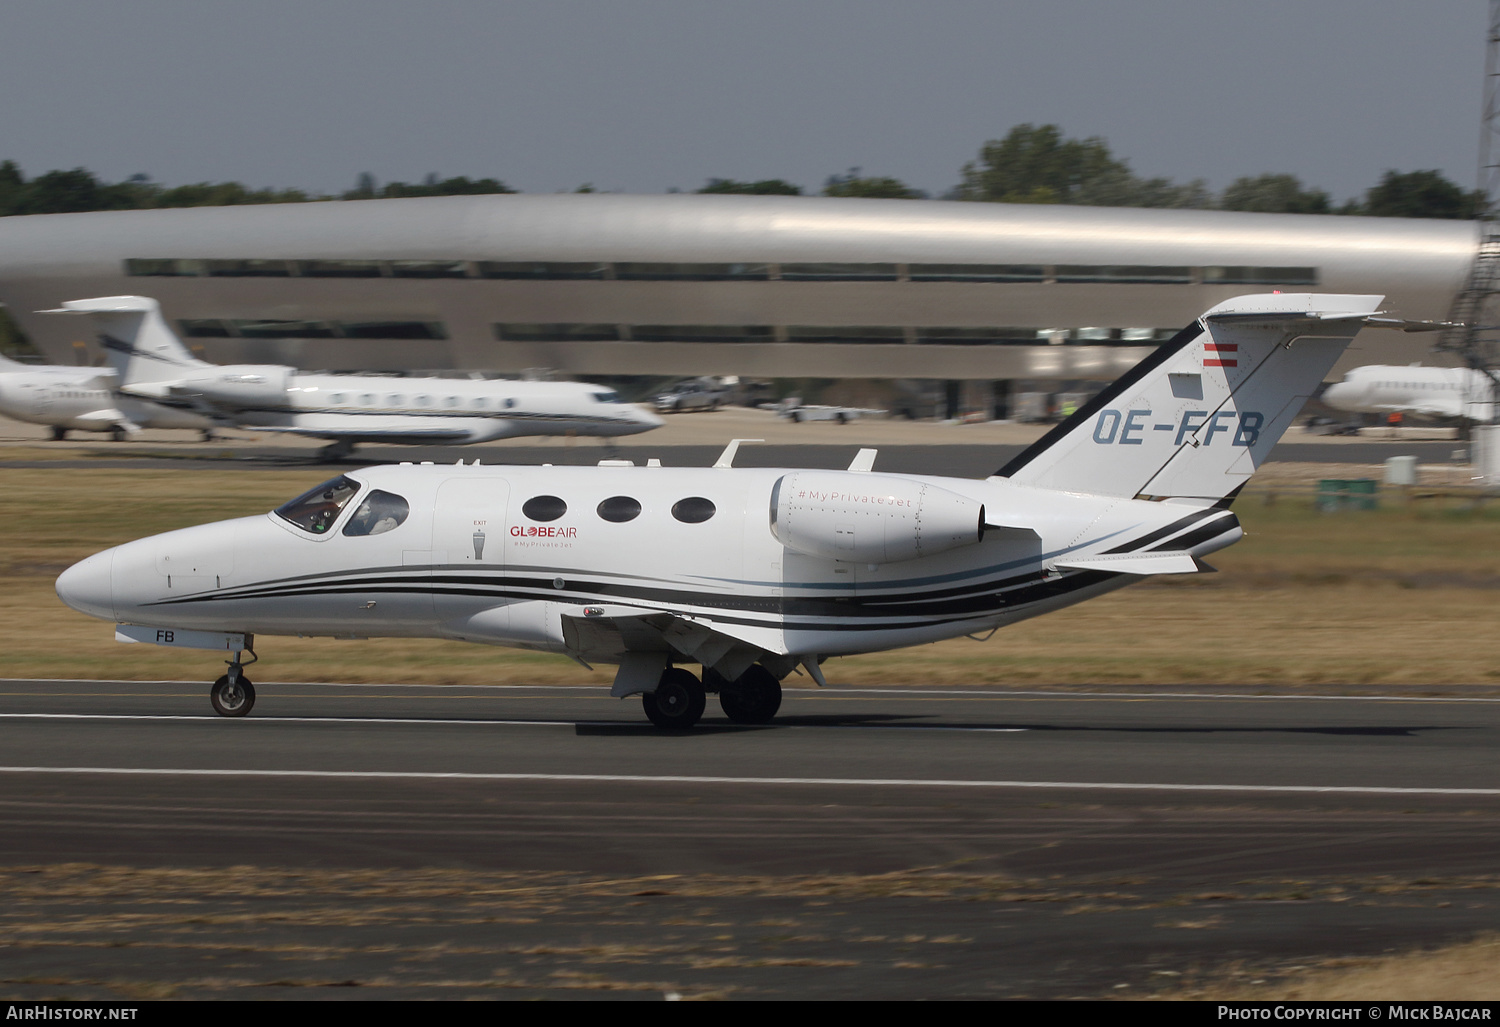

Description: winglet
[713,438,764,468]
[847,448,877,472]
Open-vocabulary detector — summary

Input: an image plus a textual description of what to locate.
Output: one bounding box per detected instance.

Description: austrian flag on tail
[1204,343,1238,368]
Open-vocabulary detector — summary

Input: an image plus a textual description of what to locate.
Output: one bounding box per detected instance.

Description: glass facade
[127,258,1319,287]
[179,319,448,340]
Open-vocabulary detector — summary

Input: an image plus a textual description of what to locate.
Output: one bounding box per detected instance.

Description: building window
[780,263,900,281]
[237,319,338,339]
[908,264,1047,282]
[630,325,775,342]
[1203,266,1318,286]
[915,327,1036,345]
[390,260,469,278]
[340,321,448,340]
[787,325,906,344]
[613,262,771,281]
[1055,266,1193,284]
[180,319,447,340]
[124,258,203,276]
[477,261,610,280]
[298,260,383,278]
[203,259,293,277]
[494,323,620,342]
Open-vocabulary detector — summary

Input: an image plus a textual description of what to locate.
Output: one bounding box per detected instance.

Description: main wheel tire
[718,664,782,725]
[642,667,706,729]
[210,674,256,717]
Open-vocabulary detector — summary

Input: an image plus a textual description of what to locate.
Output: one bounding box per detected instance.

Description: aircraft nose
[629,406,665,432]
[56,549,115,621]
[1321,382,1355,410]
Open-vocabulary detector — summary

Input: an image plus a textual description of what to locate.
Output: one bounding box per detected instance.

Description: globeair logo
[510,525,578,538]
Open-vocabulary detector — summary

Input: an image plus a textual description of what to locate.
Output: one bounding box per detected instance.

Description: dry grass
[1162,935,1500,1000]
[5,465,1500,687]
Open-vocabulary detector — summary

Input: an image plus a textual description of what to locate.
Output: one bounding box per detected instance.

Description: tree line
[0,124,1484,220]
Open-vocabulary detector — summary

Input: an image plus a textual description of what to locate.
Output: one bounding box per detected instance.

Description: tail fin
[996,293,1387,501]
[42,296,208,387]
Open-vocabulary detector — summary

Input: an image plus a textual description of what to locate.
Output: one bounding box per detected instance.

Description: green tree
[377,175,514,198]
[696,178,803,196]
[1219,174,1330,214]
[822,168,925,199]
[957,124,1129,204]
[155,181,312,207]
[0,161,24,215]
[1359,169,1483,219]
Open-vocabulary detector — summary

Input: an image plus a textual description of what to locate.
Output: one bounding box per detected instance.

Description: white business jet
[1321,364,1496,422]
[55,294,1439,727]
[0,346,213,441]
[45,296,662,458]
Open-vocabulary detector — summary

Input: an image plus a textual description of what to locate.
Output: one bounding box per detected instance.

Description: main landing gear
[319,438,356,461]
[641,664,784,729]
[209,647,258,717]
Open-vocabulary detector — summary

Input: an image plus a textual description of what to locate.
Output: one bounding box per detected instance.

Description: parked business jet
[45,296,662,458]
[1321,364,1496,422]
[55,294,1439,727]
[0,350,213,440]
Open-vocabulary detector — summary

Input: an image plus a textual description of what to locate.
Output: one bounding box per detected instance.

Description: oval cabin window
[522,495,568,522]
[671,497,716,523]
[597,496,642,523]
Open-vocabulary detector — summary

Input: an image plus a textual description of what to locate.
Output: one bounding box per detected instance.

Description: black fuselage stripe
[1103,507,1220,554]
[1146,514,1240,552]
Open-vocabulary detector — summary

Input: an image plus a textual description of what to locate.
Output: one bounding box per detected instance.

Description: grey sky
[0,1,1485,202]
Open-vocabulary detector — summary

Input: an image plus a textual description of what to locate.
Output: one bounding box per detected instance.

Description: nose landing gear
[209,646,258,717]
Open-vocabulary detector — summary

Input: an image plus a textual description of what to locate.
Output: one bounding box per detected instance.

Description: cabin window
[522,495,567,522]
[472,397,488,410]
[672,497,716,523]
[342,489,410,537]
[445,396,459,408]
[274,475,361,534]
[597,496,642,523]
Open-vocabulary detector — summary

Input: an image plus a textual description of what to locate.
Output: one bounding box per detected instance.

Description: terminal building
[0,193,1478,413]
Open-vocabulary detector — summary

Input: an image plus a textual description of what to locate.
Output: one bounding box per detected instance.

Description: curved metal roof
[0,193,1478,287]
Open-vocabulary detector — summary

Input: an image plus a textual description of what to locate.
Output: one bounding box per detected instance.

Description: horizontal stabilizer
[1054,552,1202,575]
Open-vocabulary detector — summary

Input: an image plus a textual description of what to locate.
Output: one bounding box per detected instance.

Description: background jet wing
[251,425,479,442]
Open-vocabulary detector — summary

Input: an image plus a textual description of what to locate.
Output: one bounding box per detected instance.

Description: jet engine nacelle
[770,471,985,564]
[176,365,293,408]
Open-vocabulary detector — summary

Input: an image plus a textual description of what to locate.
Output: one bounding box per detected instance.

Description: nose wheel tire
[642,668,706,729]
[718,665,783,724]
[210,674,256,717]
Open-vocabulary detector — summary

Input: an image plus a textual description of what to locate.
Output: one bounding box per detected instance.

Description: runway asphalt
[3,681,1499,998]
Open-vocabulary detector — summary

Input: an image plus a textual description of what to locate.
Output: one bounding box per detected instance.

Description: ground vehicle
[653,379,726,413]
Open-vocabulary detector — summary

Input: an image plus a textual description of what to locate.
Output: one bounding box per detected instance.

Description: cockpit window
[274,475,361,534]
[342,489,410,537]
[591,390,623,403]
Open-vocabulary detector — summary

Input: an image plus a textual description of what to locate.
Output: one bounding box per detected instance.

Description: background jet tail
[995,293,1386,502]
[46,295,208,387]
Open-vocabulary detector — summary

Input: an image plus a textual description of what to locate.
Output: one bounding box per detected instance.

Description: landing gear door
[432,477,511,623]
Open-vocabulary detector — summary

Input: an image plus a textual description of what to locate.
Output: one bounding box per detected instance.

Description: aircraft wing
[251,425,479,442]
[559,605,787,686]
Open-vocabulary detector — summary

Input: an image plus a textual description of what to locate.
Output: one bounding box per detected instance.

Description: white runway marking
[0,713,1026,732]
[5,679,1499,702]
[0,765,1494,796]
